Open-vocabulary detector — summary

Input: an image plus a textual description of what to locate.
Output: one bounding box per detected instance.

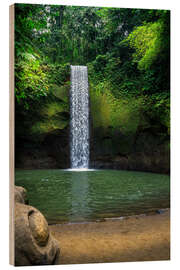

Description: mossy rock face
[89,82,170,173]
[15,126,70,169]
[30,99,70,142]
[15,87,70,169]
[31,119,68,137]
[89,85,145,157]
[50,82,70,103]
[41,101,69,117]
[89,85,143,135]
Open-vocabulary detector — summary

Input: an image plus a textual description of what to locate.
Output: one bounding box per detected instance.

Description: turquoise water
[15,169,170,224]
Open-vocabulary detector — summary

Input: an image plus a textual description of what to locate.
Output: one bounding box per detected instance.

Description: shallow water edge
[15,169,170,224]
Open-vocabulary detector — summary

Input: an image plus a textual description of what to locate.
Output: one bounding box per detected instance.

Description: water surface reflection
[15,169,170,223]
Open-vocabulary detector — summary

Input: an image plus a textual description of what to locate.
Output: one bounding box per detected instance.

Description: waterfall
[70,65,89,169]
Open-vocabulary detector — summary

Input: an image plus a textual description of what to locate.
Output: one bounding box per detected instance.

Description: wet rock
[90,150,170,174]
[15,128,70,169]
[156,209,166,214]
[15,202,60,266]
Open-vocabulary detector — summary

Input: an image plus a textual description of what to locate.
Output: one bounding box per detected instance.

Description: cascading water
[70,65,89,169]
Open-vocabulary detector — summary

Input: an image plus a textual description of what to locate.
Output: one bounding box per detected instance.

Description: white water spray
[70,65,89,169]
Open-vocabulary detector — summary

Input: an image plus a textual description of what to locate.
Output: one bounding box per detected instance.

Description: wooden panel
[9,4,15,266]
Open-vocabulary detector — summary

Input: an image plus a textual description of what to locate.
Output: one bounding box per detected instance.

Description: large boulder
[14,185,28,204]
[14,186,60,266]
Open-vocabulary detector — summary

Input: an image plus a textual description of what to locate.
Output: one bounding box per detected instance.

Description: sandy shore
[50,209,170,264]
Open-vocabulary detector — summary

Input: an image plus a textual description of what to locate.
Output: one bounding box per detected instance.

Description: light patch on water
[62,168,98,172]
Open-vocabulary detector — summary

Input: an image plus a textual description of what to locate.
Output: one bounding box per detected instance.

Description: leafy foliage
[15,4,170,151]
[126,21,164,70]
[15,52,49,108]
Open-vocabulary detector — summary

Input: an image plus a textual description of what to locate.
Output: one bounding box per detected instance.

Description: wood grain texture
[9,4,15,266]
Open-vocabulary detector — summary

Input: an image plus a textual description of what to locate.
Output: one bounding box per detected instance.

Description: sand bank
[50,209,170,264]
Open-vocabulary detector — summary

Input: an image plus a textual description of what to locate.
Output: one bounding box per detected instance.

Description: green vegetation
[15,4,170,170]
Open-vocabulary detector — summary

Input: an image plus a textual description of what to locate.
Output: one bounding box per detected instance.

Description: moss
[31,119,68,135]
[30,100,69,136]
[40,101,69,118]
[50,82,70,103]
[90,90,111,132]
[90,82,142,138]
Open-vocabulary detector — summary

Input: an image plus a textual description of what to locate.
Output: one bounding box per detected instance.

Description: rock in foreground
[14,186,60,266]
